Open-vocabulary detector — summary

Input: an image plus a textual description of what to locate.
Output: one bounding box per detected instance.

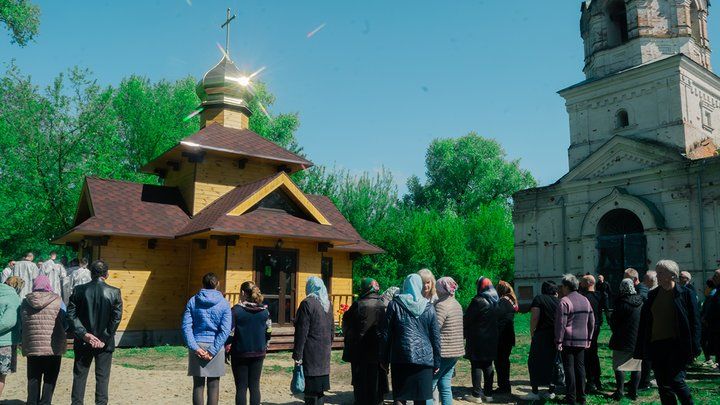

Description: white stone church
[512,0,719,305]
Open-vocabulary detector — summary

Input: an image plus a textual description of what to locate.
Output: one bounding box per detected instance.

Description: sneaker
[484,396,494,402]
[650,379,658,388]
[521,392,540,401]
[611,391,624,401]
[463,394,483,403]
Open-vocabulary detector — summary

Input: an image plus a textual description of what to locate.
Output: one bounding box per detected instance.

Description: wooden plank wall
[224,238,353,320]
[193,156,276,214]
[163,159,195,211]
[189,240,226,294]
[99,237,191,331]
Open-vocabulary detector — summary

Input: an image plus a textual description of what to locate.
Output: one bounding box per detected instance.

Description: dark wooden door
[254,248,297,325]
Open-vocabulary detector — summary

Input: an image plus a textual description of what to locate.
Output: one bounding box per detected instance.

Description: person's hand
[195,348,208,359]
[201,351,213,361]
[294,359,303,366]
[83,333,103,348]
[434,368,440,375]
[557,344,563,352]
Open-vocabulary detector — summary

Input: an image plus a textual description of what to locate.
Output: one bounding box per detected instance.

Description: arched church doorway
[596,209,647,295]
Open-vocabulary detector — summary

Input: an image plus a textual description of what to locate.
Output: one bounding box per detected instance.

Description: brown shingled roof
[67,177,191,239]
[182,123,312,167]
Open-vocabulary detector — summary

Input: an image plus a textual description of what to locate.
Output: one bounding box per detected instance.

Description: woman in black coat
[379,274,441,405]
[463,277,499,403]
[342,277,388,405]
[609,278,643,400]
[293,277,334,405]
[494,280,518,395]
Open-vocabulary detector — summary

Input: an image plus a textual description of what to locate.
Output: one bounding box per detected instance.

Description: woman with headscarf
[609,278,643,400]
[293,276,334,405]
[417,269,438,303]
[379,274,440,405]
[0,277,23,399]
[523,281,561,401]
[432,277,464,404]
[382,287,400,307]
[463,277,500,403]
[494,280,518,396]
[342,278,387,405]
[21,275,67,405]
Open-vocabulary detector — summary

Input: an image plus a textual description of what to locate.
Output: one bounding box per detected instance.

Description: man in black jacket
[67,259,123,405]
[635,260,701,405]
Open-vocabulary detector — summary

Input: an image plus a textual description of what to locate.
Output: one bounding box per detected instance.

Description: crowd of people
[0,257,122,405]
[1,254,719,405]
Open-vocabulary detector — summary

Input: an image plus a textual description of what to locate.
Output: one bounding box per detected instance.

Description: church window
[690,1,702,44]
[616,109,630,129]
[607,0,629,47]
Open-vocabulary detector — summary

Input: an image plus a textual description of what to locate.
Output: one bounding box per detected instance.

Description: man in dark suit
[67,259,123,405]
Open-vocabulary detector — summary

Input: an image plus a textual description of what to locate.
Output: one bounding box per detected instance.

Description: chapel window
[690,1,702,44]
[607,0,629,47]
[616,109,630,129]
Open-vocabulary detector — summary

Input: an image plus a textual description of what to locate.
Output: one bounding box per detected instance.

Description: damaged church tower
[513,0,720,305]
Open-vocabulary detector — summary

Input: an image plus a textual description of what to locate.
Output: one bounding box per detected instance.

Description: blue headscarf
[306,276,331,313]
[395,274,429,317]
[476,276,499,307]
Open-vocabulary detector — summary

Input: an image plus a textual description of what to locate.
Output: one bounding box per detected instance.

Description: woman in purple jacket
[182,273,232,405]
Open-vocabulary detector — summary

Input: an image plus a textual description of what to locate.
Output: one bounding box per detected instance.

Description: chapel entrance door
[596,209,647,297]
[254,248,297,325]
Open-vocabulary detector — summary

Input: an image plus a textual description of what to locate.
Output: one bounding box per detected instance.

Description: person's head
[580,275,596,292]
[359,277,380,298]
[382,286,400,306]
[32,275,53,293]
[624,268,640,285]
[541,280,559,297]
[49,251,57,260]
[89,260,109,280]
[713,269,720,287]
[79,258,89,268]
[7,260,15,268]
[619,278,636,297]
[24,252,34,261]
[305,276,331,312]
[240,281,264,305]
[679,271,692,286]
[655,260,680,290]
[597,274,605,284]
[417,268,436,300]
[4,276,25,295]
[201,272,219,289]
[496,280,518,308]
[644,270,658,289]
[560,274,579,296]
[436,277,458,299]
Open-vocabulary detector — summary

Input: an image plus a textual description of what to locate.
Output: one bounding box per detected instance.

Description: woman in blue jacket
[380,273,441,405]
[230,281,271,405]
[182,273,232,405]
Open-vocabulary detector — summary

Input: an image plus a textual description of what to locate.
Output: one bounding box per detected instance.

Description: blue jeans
[431,357,458,404]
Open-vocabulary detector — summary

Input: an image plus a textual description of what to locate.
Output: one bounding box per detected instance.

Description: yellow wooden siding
[189,240,226,294]
[163,160,196,210]
[99,237,191,331]
[223,238,353,321]
[192,156,276,214]
[201,108,249,130]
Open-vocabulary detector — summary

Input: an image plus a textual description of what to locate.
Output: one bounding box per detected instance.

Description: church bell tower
[560,0,719,170]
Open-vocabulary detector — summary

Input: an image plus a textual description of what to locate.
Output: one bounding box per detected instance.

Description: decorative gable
[227,172,331,225]
[560,136,685,183]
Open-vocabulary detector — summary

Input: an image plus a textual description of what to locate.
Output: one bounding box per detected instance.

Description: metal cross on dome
[221,8,236,57]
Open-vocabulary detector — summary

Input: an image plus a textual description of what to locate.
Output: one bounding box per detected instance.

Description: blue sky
[2,1,718,192]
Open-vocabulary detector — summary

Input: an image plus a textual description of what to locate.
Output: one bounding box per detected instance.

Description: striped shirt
[554,291,595,348]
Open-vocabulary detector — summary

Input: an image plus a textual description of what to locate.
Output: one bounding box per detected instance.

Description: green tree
[406,132,536,214]
[0,0,40,46]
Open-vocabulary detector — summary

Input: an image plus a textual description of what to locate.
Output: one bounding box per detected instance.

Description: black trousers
[231,356,264,405]
[470,360,494,397]
[585,334,601,388]
[561,347,586,405]
[495,343,512,391]
[650,339,693,405]
[614,370,639,397]
[71,349,113,405]
[26,355,62,405]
